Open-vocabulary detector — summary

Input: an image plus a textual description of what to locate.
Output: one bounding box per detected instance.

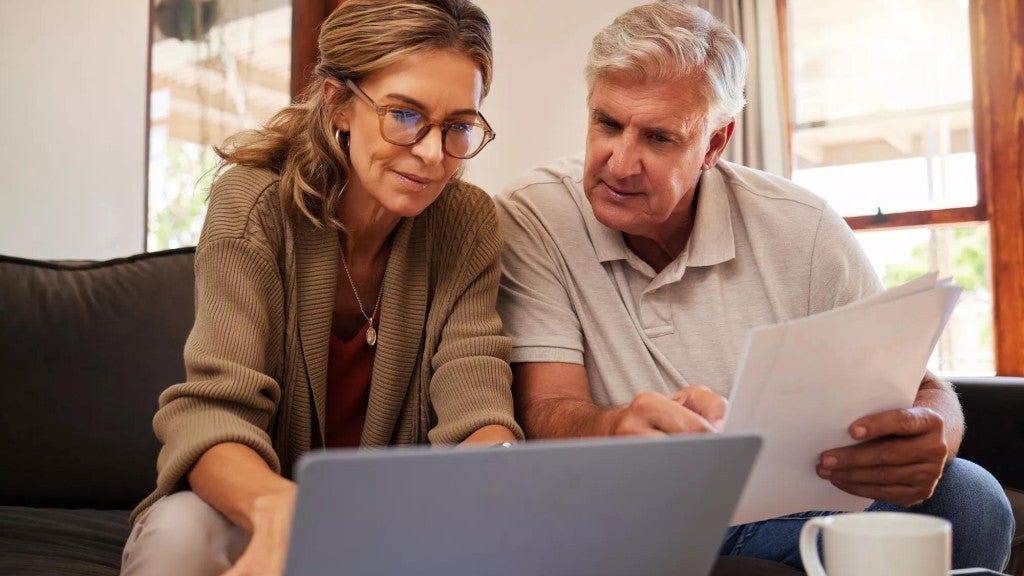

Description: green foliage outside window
[882,227,989,291]
[882,226,993,371]
[147,139,218,251]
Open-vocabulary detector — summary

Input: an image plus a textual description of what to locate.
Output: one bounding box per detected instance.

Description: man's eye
[649,133,672,144]
[448,122,474,134]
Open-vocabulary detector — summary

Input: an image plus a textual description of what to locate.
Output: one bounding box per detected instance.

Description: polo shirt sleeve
[494,189,585,366]
[808,204,885,314]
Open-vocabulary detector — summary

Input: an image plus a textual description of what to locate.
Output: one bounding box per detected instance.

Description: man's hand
[514,362,728,439]
[816,407,948,506]
[609,386,727,436]
[669,385,728,430]
[222,486,296,576]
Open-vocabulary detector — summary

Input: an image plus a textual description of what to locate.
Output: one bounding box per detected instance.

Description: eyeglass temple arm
[342,78,376,109]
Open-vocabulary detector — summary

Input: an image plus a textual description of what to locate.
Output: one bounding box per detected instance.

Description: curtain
[692,0,789,176]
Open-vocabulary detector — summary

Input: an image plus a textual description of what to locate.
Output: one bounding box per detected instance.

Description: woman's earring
[334,129,350,150]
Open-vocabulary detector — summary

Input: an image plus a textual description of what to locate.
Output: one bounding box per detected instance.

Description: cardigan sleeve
[424,184,524,444]
[133,169,287,521]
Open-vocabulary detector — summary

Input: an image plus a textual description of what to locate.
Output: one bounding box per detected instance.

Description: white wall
[0,0,149,260]
[466,0,647,195]
[0,0,634,258]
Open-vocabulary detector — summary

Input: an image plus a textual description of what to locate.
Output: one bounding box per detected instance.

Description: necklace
[338,244,385,347]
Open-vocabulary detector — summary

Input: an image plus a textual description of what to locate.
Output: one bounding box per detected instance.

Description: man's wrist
[599,405,628,437]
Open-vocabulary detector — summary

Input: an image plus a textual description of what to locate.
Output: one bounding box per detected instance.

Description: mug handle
[799,516,832,576]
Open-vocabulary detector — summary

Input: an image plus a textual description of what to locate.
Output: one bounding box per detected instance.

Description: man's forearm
[914,371,965,458]
[518,396,623,439]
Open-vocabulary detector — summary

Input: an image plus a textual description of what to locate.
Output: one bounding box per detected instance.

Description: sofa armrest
[950,376,1024,491]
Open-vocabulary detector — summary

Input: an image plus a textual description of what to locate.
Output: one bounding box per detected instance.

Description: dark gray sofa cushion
[1002,487,1024,576]
[951,377,1024,575]
[0,507,129,576]
[954,377,1024,491]
[0,249,195,509]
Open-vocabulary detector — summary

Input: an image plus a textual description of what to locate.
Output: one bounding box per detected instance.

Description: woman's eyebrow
[383,93,479,117]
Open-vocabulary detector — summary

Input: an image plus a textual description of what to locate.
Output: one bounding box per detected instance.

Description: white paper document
[723,273,961,525]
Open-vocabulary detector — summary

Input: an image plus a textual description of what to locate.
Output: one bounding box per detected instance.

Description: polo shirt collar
[687,165,736,267]
[579,164,736,268]
[579,191,628,264]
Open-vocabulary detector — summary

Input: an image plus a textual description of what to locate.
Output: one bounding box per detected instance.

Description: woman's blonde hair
[216,0,493,229]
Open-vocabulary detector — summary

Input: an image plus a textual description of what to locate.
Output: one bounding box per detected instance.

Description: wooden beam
[188,40,291,96]
[970,0,1024,375]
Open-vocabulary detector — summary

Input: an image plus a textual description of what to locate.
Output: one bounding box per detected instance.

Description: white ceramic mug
[799,511,951,576]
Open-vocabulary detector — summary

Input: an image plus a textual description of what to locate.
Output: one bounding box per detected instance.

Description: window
[147,0,293,250]
[786,0,1023,374]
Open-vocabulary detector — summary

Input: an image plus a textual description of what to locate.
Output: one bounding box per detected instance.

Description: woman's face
[335,50,484,219]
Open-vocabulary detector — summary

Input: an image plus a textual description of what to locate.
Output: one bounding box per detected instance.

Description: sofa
[0,247,1021,575]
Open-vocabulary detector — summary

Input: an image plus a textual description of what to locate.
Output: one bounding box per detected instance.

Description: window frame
[968,0,1024,376]
[780,0,1024,375]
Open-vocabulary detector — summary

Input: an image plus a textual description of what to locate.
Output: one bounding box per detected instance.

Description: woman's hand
[461,424,518,446]
[221,485,297,576]
[188,443,298,576]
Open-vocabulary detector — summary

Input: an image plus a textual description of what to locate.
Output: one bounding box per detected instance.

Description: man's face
[583,72,730,243]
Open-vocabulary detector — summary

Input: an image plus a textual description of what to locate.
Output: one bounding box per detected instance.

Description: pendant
[365,325,377,347]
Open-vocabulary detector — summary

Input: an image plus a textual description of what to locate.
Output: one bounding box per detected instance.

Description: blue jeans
[719,458,1015,571]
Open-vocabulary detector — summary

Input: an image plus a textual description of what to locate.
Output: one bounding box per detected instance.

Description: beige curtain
[692,0,788,176]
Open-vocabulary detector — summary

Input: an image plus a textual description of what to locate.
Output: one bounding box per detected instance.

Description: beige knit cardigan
[134,166,522,520]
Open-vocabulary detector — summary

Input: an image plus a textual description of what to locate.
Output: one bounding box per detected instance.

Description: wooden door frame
[291,0,344,101]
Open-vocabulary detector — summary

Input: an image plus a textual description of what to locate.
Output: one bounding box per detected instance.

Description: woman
[120,1,521,574]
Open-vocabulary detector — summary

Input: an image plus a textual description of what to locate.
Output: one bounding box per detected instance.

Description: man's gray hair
[585,1,748,128]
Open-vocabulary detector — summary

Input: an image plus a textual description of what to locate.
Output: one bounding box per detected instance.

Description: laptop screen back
[285,433,760,576]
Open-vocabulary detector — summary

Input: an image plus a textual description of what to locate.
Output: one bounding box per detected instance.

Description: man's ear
[323,79,351,132]
[702,119,736,170]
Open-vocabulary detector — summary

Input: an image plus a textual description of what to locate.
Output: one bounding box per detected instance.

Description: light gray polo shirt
[495,156,882,407]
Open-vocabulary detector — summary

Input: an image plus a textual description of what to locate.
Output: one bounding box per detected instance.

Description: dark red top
[324,322,375,448]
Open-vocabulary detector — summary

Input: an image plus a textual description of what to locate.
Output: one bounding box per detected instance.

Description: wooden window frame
[969,0,1024,376]
[779,0,1023,375]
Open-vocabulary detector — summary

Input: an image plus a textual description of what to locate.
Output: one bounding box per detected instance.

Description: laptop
[284,433,761,576]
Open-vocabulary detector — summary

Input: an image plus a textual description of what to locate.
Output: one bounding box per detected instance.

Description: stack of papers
[723,272,961,525]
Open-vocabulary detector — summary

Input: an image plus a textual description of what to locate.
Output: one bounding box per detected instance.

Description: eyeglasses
[343,79,496,160]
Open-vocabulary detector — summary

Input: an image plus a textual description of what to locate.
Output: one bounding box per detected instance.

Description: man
[494,1,1013,571]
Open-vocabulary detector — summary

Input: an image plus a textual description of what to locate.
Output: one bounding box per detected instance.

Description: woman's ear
[323,79,351,132]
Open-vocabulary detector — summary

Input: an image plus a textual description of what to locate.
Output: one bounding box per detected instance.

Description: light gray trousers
[120,491,251,576]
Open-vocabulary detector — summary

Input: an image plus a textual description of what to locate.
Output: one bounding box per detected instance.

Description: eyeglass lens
[381,109,489,158]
